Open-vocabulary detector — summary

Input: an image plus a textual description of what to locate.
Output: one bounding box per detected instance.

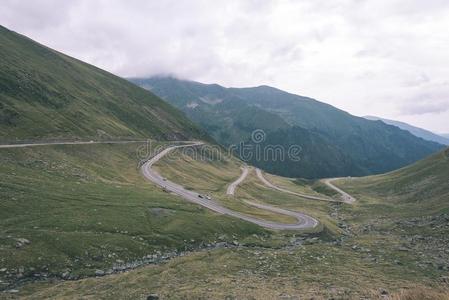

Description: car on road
[198,194,204,198]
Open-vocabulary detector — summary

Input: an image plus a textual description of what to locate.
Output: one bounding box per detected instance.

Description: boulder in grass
[15,238,31,248]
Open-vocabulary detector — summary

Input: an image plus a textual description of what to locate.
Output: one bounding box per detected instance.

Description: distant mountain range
[364,116,449,145]
[129,76,445,179]
[0,26,206,143]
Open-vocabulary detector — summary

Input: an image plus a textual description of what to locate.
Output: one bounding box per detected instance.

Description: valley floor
[0,142,448,299]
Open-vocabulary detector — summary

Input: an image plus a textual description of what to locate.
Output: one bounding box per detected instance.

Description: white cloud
[1,0,448,132]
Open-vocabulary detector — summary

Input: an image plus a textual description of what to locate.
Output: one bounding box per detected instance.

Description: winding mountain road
[142,144,319,230]
[2,140,353,228]
[0,140,146,149]
[322,178,356,204]
[255,168,340,202]
[226,166,249,195]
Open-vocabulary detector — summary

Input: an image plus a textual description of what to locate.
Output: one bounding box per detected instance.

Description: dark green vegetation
[0,26,205,143]
[130,77,289,145]
[365,115,449,145]
[0,143,266,287]
[241,126,361,178]
[130,76,444,178]
[6,146,449,299]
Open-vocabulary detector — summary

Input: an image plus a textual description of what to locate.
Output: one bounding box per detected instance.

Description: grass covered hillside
[336,147,449,214]
[0,26,205,143]
[8,145,449,299]
[0,142,266,287]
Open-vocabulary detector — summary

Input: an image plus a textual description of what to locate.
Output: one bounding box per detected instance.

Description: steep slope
[228,85,444,174]
[364,116,449,145]
[130,76,444,178]
[240,126,364,178]
[338,147,449,212]
[0,26,205,142]
[131,77,289,145]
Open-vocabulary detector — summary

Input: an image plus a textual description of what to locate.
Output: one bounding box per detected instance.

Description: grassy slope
[235,170,337,235]
[153,147,299,224]
[263,172,325,197]
[336,147,449,215]
[116,145,449,288]
[0,26,204,142]
[9,147,449,299]
[15,246,449,300]
[0,143,265,284]
[153,145,346,228]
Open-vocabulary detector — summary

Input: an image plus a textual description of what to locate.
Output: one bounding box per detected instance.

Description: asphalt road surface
[142,144,319,230]
[322,178,357,204]
[0,140,147,149]
[226,166,249,195]
[255,168,340,202]
[1,139,350,228]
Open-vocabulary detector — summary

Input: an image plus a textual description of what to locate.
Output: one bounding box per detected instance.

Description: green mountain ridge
[131,76,289,145]
[129,76,444,179]
[0,26,206,143]
[364,115,449,145]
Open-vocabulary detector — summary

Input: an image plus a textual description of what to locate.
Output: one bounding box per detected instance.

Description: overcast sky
[2,0,449,133]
